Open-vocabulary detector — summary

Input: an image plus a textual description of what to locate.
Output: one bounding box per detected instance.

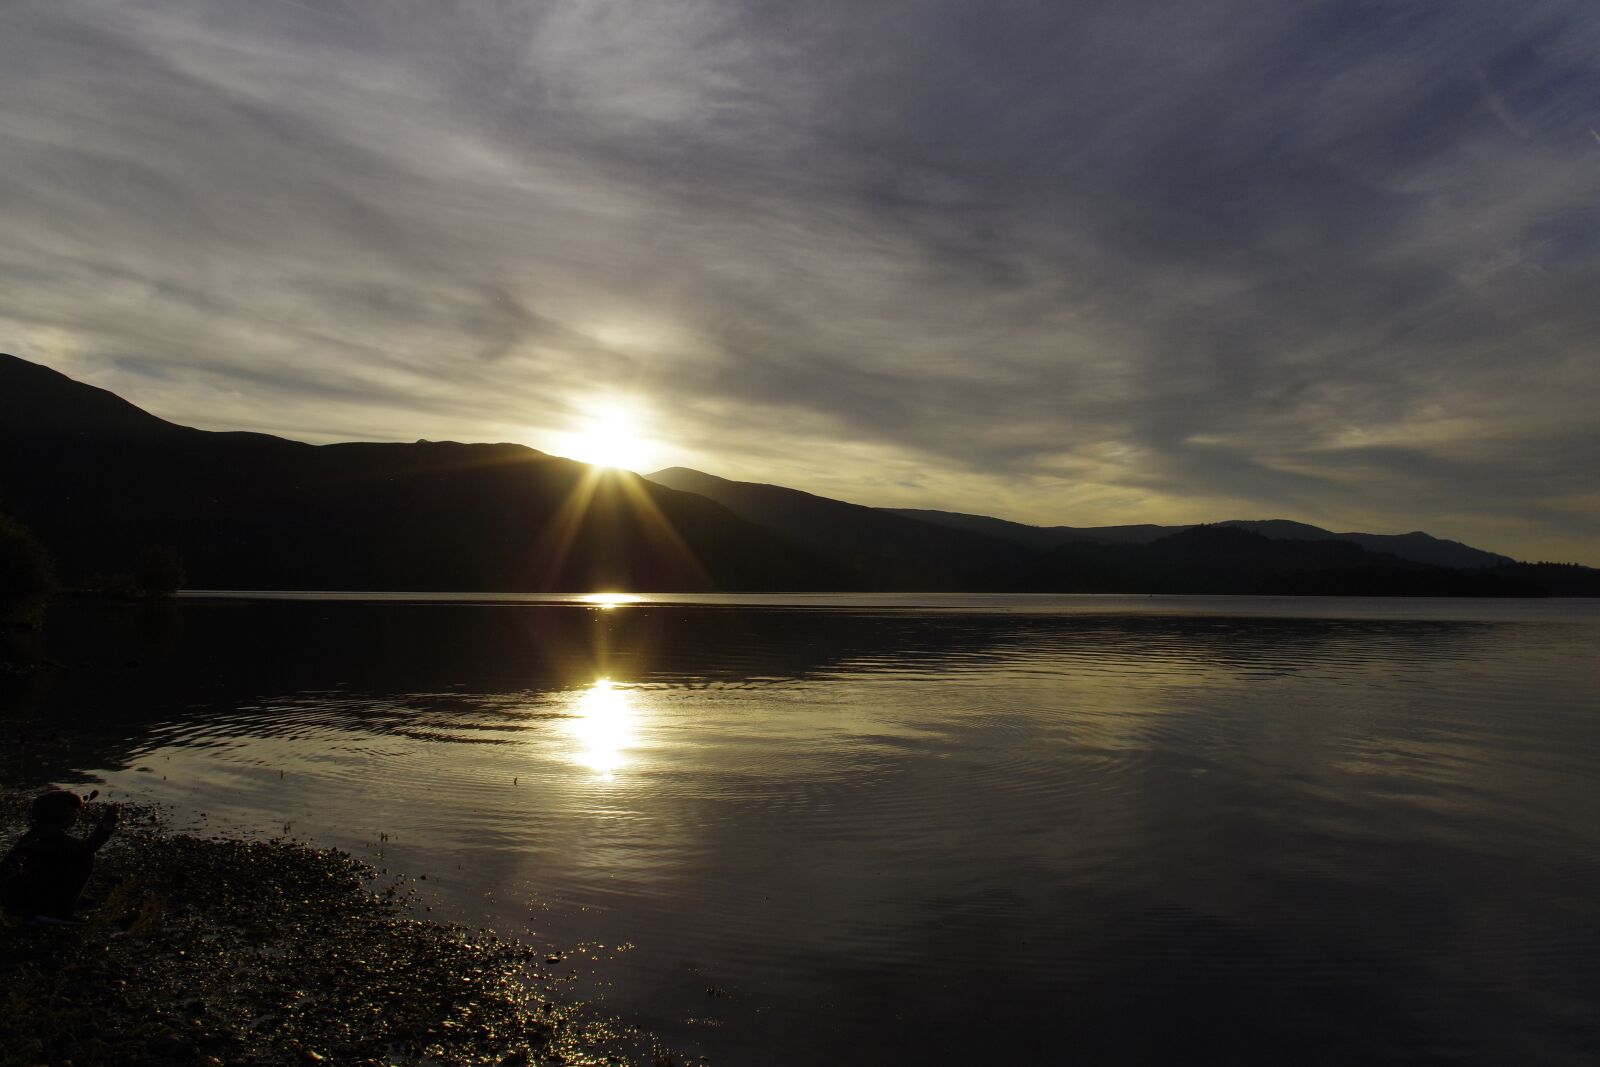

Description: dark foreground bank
[0,793,689,1067]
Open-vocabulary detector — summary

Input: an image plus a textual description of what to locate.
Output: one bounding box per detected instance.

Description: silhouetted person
[1,790,117,924]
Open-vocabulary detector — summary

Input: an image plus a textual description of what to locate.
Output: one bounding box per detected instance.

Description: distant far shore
[158,589,1600,624]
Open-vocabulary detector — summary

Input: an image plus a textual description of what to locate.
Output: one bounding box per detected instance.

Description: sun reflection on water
[566,678,638,780]
[579,593,642,610]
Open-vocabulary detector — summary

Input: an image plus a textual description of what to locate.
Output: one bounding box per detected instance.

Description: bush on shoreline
[0,513,55,624]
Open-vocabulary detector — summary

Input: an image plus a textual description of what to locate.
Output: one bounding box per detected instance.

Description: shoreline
[0,792,692,1067]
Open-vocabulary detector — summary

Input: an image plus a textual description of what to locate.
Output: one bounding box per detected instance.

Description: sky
[2,1,1597,564]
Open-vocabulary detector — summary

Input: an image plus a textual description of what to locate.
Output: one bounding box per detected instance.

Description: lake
[5,593,1598,1065]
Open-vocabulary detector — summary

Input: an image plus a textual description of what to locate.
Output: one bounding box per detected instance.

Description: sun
[551,398,657,472]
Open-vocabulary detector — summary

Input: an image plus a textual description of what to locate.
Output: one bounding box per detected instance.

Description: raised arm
[84,805,119,851]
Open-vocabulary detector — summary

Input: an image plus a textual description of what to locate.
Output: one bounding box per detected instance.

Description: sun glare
[552,399,656,472]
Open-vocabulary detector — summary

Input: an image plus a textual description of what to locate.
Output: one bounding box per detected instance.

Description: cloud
[1,0,1597,561]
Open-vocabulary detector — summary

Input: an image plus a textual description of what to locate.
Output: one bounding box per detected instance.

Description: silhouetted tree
[0,511,56,619]
[134,545,185,597]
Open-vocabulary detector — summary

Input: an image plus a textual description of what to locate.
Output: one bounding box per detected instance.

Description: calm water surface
[6,594,1598,1065]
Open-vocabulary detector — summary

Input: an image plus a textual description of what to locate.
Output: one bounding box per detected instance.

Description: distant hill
[661,466,1578,595]
[1216,520,1514,570]
[0,354,188,438]
[0,354,846,592]
[3,354,1587,596]
[998,524,1543,596]
[881,508,1171,550]
[646,467,1023,588]
[882,510,1513,570]
[1483,562,1600,597]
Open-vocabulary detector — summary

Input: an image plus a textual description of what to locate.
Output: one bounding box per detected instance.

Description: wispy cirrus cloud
[1,0,1596,561]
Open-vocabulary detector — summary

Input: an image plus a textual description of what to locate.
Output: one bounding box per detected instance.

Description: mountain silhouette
[1001,524,1541,596]
[881,508,1174,549]
[2,354,1589,595]
[646,466,1022,588]
[0,354,845,592]
[881,510,1513,570]
[645,468,1585,595]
